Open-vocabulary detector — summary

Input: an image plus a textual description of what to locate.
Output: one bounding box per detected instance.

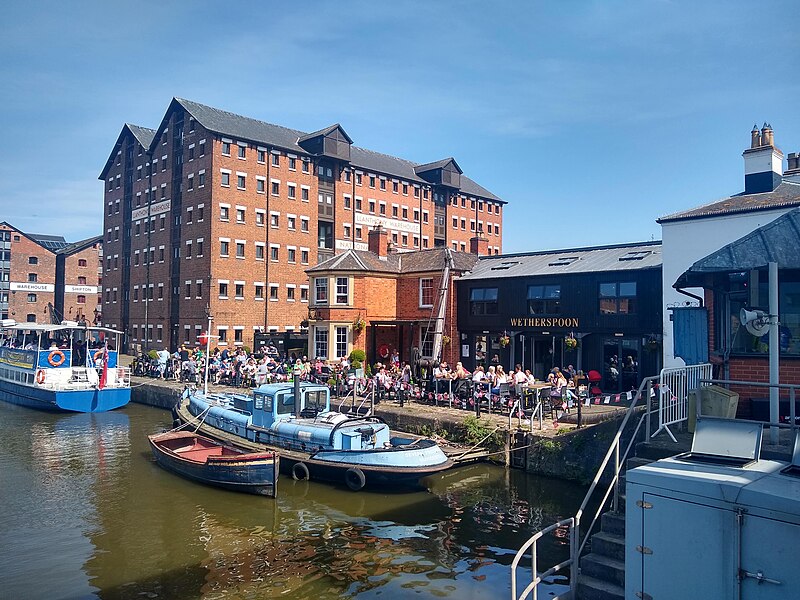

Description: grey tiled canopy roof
[306,248,479,275]
[459,241,662,281]
[658,182,800,223]
[675,207,800,288]
[172,98,502,202]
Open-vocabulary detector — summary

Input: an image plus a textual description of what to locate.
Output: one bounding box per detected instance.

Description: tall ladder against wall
[430,248,454,361]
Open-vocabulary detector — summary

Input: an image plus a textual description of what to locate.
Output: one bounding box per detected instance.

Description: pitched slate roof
[127,123,156,149]
[306,248,479,275]
[169,98,502,203]
[99,123,156,179]
[28,233,69,252]
[459,241,662,281]
[675,207,800,288]
[657,181,800,224]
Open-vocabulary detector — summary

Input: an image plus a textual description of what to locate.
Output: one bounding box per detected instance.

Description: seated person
[433,361,452,392]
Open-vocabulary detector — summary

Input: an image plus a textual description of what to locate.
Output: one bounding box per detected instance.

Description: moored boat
[173,376,454,491]
[148,430,279,497]
[0,320,130,413]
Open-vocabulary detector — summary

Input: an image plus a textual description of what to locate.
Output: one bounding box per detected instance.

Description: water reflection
[0,403,587,599]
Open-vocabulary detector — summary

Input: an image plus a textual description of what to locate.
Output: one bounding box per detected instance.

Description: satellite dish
[740,308,770,337]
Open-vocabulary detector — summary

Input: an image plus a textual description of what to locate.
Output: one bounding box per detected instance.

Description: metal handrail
[511,375,660,599]
[511,517,575,600]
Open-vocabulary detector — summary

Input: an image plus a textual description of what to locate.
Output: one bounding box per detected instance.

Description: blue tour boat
[0,320,131,413]
[173,377,454,491]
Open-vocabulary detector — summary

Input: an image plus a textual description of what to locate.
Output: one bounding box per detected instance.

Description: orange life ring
[94,350,105,363]
[48,350,65,367]
[36,369,46,384]
[378,344,389,359]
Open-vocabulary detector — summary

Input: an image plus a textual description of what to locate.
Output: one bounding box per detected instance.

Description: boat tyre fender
[292,462,310,481]
[48,349,66,367]
[345,467,366,491]
[36,369,46,384]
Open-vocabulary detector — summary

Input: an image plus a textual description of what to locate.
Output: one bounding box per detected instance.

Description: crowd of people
[135,343,591,417]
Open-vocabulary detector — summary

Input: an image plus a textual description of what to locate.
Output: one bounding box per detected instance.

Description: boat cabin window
[253,393,272,413]
[276,392,296,415]
[304,390,327,412]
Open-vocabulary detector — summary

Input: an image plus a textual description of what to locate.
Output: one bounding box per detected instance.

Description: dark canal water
[0,402,589,599]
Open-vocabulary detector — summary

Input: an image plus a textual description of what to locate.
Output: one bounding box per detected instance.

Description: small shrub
[147,350,158,360]
[349,349,366,363]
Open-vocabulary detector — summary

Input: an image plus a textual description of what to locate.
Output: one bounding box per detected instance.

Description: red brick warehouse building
[0,222,102,325]
[99,98,506,353]
[306,225,482,366]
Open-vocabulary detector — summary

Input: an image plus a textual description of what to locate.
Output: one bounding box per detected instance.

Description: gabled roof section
[0,222,52,253]
[298,123,353,145]
[57,235,103,256]
[459,241,662,281]
[674,207,800,288]
[306,248,478,275]
[658,181,800,224]
[414,157,463,175]
[99,123,156,179]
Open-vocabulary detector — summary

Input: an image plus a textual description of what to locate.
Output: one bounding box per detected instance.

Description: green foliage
[349,349,366,363]
[461,416,505,452]
[365,362,372,377]
[350,359,362,369]
[556,427,572,435]
[536,438,562,453]
[243,346,251,354]
[147,350,159,360]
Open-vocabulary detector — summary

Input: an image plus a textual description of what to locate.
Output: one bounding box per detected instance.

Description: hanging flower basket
[499,334,510,348]
[645,336,660,352]
[352,315,366,333]
[564,335,578,350]
[300,319,309,329]
[441,335,451,347]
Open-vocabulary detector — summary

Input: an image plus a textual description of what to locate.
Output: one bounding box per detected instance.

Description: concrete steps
[573,434,692,600]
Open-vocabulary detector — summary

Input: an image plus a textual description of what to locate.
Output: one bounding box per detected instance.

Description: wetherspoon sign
[509,317,579,328]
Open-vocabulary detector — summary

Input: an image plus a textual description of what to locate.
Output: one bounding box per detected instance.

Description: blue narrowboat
[174,377,453,491]
[0,320,130,413]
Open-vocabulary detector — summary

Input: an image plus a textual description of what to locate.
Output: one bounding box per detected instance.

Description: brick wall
[62,243,101,323]
[5,226,56,323]
[102,102,504,352]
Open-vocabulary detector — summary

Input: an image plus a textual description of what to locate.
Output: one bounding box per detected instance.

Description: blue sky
[1,1,798,253]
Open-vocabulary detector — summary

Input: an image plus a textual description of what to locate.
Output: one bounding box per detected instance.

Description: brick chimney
[743,123,783,194]
[368,224,388,257]
[785,152,800,182]
[469,231,489,256]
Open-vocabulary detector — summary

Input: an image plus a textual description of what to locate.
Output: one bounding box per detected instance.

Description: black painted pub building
[456,241,663,394]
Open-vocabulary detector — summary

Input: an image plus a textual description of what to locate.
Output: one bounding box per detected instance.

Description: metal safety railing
[510,375,661,600]
[512,368,800,599]
[651,363,712,442]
